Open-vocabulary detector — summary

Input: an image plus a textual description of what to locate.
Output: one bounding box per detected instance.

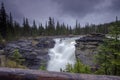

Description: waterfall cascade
[47,37,78,72]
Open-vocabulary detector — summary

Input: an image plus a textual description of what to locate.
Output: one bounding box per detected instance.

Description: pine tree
[23,18,30,36]
[14,21,21,37]
[0,2,7,38]
[6,13,15,40]
[61,23,67,35]
[47,17,55,35]
[69,26,72,34]
[11,49,24,66]
[32,20,38,36]
[56,21,60,35]
[38,23,44,35]
[65,59,91,73]
[95,17,120,75]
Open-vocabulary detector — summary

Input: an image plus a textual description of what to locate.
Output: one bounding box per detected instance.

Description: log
[0,67,120,80]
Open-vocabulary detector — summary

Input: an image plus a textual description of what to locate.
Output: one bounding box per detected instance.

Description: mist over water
[47,37,78,72]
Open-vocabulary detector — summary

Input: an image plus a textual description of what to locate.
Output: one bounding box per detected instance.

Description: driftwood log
[0,68,120,80]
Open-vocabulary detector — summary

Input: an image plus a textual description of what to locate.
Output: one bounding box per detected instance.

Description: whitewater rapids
[47,37,79,72]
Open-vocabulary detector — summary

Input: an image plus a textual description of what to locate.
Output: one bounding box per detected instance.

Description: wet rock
[17,40,32,47]
[75,33,105,67]
[76,33,105,43]
[3,38,55,69]
[25,52,37,60]
[0,50,4,55]
[36,38,55,48]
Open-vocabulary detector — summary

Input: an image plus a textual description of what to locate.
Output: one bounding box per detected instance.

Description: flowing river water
[47,37,80,72]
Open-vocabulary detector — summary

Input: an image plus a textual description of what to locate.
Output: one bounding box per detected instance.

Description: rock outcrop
[3,37,55,69]
[75,33,105,67]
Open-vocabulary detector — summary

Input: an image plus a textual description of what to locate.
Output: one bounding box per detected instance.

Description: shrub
[64,59,91,73]
[11,49,25,65]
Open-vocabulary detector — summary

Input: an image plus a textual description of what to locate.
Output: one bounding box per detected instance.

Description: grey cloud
[53,0,103,17]
[0,0,120,27]
[53,0,120,17]
[8,0,61,25]
[110,0,120,12]
[0,0,24,23]
[53,0,120,26]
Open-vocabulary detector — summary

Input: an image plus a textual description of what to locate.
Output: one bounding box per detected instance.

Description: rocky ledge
[0,37,55,69]
[75,33,105,68]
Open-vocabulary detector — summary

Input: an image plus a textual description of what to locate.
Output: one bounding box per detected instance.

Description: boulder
[0,50,4,55]
[36,38,55,48]
[76,33,105,43]
[25,52,37,60]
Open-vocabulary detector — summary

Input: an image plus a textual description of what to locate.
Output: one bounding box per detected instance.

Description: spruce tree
[0,2,7,38]
[23,18,30,36]
[95,17,120,75]
[47,17,55,35]
[6,13,15,40]
[32,20,38,36]
[38,23,44,35]
[14,21,21,37]
[56,21,60,35]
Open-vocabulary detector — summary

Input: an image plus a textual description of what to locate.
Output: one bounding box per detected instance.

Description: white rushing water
[47,37,79,72]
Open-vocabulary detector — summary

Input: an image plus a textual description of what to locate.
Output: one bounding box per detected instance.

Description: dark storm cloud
[3,0,61,25]
[0,0,24,23]
[110,0,120,12]
[53,0,102,18]
[43,0,118,26]
[0,0,120,26]
[53,0,120,18]
[56,0,120,26]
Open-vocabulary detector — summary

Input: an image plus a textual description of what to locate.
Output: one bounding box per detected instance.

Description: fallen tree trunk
[0,67,120,80]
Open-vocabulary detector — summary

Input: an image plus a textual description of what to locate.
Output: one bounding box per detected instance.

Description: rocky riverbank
[75,33,105,68]
[0,37,55,69]
[0,34,105,70]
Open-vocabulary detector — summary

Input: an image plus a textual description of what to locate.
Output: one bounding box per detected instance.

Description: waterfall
[47,37,78,72]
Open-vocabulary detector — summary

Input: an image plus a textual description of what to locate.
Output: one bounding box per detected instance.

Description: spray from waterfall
[47,37,78,72]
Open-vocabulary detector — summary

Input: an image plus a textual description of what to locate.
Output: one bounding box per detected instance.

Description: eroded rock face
[75,34,105,67]
[36,38,55,48]
[3,37,55,69]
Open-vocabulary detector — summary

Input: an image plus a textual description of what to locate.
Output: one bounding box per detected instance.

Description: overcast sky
[0,0,120,27]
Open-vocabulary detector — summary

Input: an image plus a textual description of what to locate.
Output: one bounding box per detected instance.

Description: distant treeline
[0,2,120,40]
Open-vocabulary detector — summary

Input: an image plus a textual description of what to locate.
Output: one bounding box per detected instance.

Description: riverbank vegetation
[95,17,120,76]
[0,49,26,69]
[65,17,120,76]
[64,59,91,74]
